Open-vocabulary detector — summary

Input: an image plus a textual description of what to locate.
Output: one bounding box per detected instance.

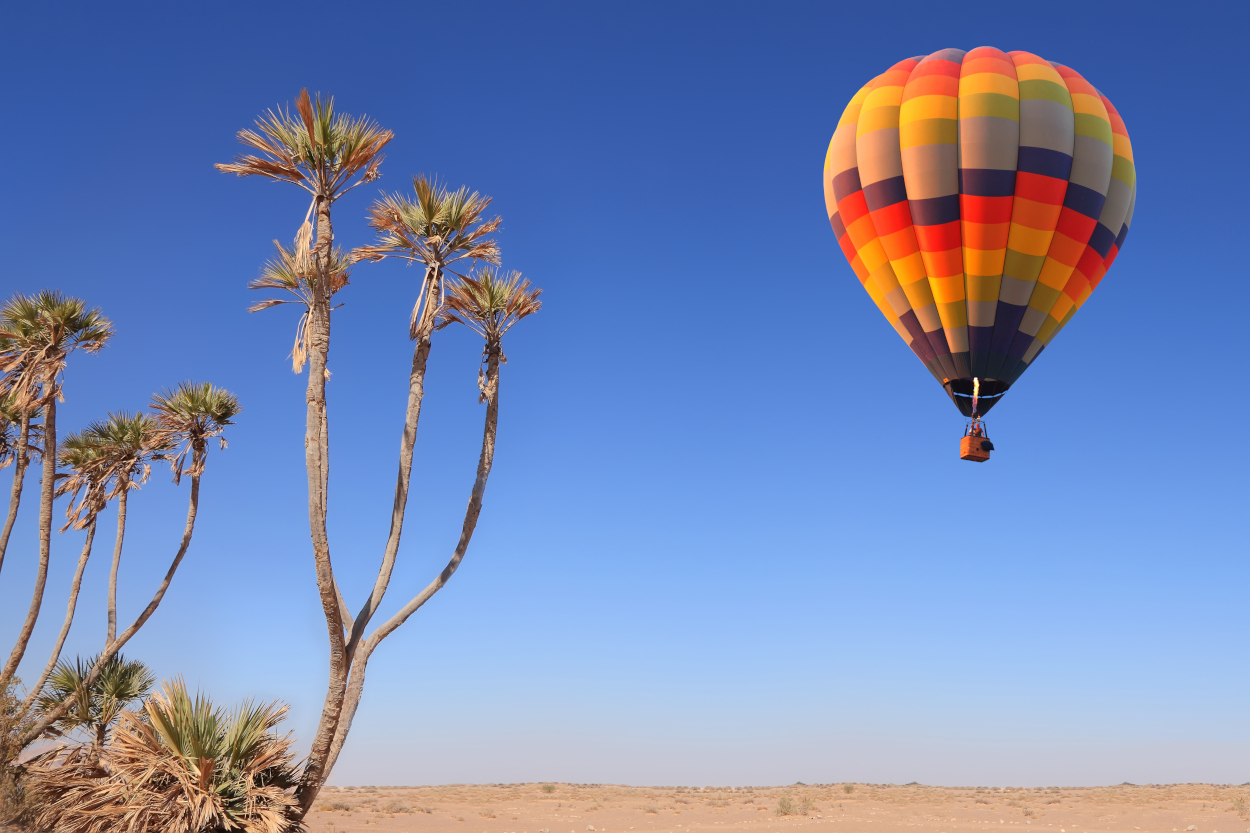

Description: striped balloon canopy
[823,48,1134,416]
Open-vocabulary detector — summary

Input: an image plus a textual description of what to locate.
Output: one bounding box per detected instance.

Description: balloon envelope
[823,48,1135,416]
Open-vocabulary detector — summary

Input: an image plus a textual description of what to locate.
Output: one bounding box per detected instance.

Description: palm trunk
[0,396,56,689]
[347,320,435,655]
[107,478,128,644]
[21,470,202,747]
[311,344,502,803]
[296,194,348,813]
[17,516,96,719]
[0,412,32,579]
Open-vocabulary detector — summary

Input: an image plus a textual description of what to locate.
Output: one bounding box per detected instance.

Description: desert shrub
[543,783,557,793]
[384,800,412,813]
[775,795,795,816]
[323,800,353,811]
[26,679,300,833]
[0,678,36,825]
[842,784,855,794]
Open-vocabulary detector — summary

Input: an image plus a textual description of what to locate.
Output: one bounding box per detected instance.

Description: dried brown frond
[249,237,352,372]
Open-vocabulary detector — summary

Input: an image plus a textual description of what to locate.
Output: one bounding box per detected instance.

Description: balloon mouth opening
[944,378,1010,417]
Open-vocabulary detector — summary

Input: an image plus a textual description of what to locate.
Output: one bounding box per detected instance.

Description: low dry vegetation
[297,782,1250,833]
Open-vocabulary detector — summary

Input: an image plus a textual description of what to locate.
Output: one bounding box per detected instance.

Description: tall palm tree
[20,383,238,748]
[32,653,154,749]
[321,267,541,782]
[219,94,392,796]
[0,291,113,692]
[0,395,42,581]
[264,177,503,815]
[27,678,300,833]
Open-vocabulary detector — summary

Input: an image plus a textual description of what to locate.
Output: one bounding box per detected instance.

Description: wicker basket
[960,435,992,462]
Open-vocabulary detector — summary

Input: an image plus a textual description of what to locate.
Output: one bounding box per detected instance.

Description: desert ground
[306,783,1250,833]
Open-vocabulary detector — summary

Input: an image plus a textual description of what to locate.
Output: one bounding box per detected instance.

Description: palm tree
[32,653,154,750]
[20,383,238,748]
[259,177,502,814]
[59,412,163,643]
[321,267,541,782]
[14,413,165,724]
[219,94,392,795]
[0,395,42,581]
[27,679,300,833]
[0,291,113,692]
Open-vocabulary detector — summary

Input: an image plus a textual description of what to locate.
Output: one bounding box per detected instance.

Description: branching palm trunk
[346,267,440,659]
[17,516,97,719]
[0,413,31,579]
[296,196,348,808]
[21,472,203,747]
[0,396,56,689]
[316,344,501,802]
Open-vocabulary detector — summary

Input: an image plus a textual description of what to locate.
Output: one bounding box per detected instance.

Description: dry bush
[0,678,37,825]
[25,680,301,833]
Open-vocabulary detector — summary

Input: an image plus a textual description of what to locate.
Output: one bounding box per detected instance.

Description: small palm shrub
[27,679,301,833]
[36,653,155,748]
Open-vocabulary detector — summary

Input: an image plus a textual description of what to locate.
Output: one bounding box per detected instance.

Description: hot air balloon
[823,48,1135,461]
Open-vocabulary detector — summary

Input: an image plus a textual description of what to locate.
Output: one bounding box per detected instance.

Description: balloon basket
[960,418,994,463]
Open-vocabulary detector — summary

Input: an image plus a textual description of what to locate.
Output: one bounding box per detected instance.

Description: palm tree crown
[56,412,162,530]
[355,175,502,337]
[441,267,543,347]
[215,89,393,201]
[248,237,353,373]
[0,291,113,411]
[149,383,241,484]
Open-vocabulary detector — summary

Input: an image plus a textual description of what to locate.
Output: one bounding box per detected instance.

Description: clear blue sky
[2,0,1247,787]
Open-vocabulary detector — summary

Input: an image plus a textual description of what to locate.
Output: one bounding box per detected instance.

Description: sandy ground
[305,783,1250,833]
